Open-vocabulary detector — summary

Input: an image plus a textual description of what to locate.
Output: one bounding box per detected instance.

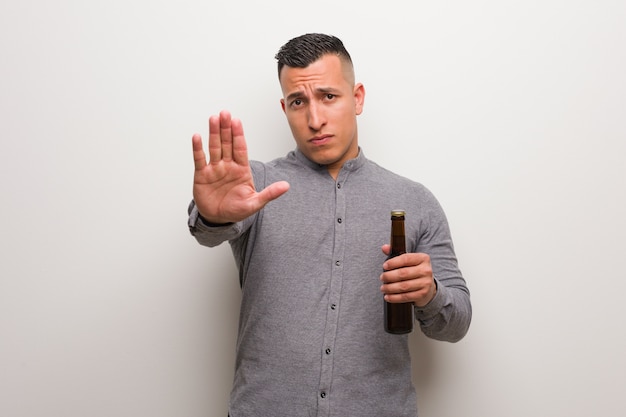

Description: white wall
[1,1,625,416]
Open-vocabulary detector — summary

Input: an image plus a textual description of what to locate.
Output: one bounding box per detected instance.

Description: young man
[188,33,471,417]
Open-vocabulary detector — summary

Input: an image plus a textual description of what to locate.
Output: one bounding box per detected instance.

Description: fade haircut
[275,33,354,82]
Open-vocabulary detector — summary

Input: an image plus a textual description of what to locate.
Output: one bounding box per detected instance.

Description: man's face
[280,54,365,178]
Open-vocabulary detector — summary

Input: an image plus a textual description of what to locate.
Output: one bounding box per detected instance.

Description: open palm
[192,111,289,224]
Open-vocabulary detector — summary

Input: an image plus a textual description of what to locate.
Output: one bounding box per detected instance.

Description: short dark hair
[275,33,353,79]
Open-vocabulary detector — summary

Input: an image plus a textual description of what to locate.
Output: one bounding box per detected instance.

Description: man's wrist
[198,212,234,227]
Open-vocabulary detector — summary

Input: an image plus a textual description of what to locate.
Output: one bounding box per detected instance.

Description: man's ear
[280,98,286,113]
[354,83,365,115]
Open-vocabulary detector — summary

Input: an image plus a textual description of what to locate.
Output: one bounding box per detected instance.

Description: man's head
[275,33,365,179]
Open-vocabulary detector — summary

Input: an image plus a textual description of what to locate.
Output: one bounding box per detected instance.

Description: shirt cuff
[188,203,239,235]
[414,277,445,325]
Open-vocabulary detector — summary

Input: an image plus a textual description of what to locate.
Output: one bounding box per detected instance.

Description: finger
[192,133,207,170]
[380,265,417,284]
[253,181,290,208]
[381,274,421,293]
[384,252,429,271]
[384,290,420,304]
[383,282,435,306]
[381,244,391,256]
[208,114,222,163]
[381,273,433,295]
[231,117,249,165]
[219,110,234,161]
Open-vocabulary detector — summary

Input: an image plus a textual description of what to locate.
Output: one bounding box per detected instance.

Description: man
[188,33,471,417]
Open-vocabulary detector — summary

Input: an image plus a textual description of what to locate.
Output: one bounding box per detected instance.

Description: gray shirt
[188,148,471,417]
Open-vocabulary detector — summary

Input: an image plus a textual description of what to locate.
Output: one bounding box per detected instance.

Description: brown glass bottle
[384,210,414,334]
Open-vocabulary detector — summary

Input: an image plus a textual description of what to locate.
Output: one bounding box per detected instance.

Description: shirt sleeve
[413,187,472,343]
[187,200,244,247]
[414,275,472,343]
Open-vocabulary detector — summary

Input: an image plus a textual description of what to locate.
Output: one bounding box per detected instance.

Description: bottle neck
[389,218,406,257]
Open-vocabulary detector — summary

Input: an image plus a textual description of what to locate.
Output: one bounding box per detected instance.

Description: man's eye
[292,99,303,106]
[326,94,335,100]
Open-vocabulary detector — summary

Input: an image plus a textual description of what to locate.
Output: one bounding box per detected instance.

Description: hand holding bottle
[380,246,438,309]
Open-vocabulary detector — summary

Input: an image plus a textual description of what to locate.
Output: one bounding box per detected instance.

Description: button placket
[317,174,349,416]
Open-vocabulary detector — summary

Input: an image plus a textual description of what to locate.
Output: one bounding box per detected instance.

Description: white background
[1,1,625,416]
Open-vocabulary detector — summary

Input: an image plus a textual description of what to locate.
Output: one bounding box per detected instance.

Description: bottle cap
[390,210,406,217]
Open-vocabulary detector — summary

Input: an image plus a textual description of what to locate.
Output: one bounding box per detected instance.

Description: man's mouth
[310,135,332,145]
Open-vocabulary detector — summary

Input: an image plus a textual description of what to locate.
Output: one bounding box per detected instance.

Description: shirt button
[337,183,341,189]
[325,348,331,355]
[337,218,342,224]
[320,392,327,399]
[335,260,341,267]
[330,304,336,310]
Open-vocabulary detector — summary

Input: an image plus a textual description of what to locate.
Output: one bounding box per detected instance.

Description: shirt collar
[293,147,366,173]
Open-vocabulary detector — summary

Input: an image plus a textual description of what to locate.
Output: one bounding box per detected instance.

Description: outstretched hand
[192,110,290,224]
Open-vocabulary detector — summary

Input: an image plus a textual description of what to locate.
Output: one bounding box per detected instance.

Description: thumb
[255,181,290,207]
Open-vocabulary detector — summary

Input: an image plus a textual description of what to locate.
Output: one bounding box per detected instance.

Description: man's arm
[379,188,471,343]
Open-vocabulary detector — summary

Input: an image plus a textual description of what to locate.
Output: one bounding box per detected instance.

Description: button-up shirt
[188,148,471,417]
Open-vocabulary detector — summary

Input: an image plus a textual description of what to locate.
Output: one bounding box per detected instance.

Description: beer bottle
[384,210,414,334]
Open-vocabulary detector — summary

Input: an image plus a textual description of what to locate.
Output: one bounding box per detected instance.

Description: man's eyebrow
[316,87,340,95]
[285,91,306,102]
[285,87,340,102]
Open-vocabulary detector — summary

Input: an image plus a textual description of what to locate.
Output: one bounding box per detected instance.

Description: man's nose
[307,102,325,131]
